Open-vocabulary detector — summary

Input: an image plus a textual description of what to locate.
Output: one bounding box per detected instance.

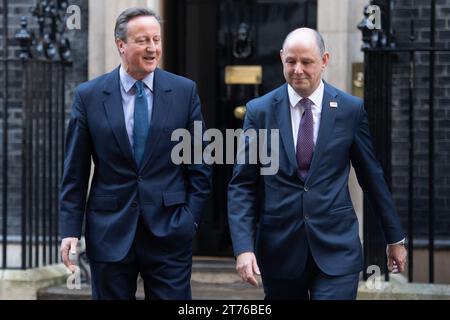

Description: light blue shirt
[119,65,154,148]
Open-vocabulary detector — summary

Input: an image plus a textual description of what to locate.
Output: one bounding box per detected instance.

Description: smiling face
[116,15,161,80]
[280,29,329,97]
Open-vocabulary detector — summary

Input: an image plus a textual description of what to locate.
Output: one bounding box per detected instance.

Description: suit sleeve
[185,82,213,226]
[59,89,92,239]
[227,103,260,256]
[350,103,405,244]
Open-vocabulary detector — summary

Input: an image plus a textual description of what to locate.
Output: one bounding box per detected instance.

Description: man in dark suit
[59,7,212,300]
[227,28,407,300]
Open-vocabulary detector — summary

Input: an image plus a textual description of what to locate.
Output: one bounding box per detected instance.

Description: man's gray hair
[282,28,326,56]
[313,30,325,56]
[114,7,160,41]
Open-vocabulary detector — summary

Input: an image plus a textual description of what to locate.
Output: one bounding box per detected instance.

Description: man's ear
[280,49,284,62]
[116,39,125,54]
[322,51,330,68]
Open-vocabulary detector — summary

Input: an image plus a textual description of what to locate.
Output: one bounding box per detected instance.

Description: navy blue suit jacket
[228,82,405,278]
[60,67,212,262]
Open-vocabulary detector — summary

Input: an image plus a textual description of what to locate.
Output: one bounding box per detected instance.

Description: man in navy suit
[228,28,407,300]
[59,7,212,300]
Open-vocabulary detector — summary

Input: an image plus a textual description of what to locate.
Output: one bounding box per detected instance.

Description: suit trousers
[90,215,193,300]
[262,246,360,300]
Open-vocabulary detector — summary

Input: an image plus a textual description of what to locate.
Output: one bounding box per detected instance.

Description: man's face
[280,36,329,97]
[116,16,162,80]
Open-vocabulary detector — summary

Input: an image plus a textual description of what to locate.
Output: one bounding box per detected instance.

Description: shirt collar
[288,80,324,111]
[119,65,154,94]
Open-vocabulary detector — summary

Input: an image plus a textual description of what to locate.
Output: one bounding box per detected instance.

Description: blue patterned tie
[296,98,314,180]
[133,80,149,166]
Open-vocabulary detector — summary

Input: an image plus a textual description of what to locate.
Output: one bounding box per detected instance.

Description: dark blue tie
[133,81,149,166]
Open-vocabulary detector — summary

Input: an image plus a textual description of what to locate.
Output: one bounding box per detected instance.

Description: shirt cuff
[388,238,406,246]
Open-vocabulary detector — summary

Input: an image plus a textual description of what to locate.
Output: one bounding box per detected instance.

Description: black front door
[164,0,317,256]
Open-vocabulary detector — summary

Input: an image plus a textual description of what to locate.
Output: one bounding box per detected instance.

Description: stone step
[38,257,265,300]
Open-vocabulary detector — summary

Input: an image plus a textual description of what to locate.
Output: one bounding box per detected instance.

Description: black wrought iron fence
[1,0,72,270]
[359,0,450,283]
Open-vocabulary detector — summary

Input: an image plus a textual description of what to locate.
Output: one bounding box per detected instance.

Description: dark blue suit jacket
[228,82,405,278]
[60,67,212,262]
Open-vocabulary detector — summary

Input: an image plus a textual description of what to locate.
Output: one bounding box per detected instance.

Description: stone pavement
[190,257,265,299]
[37,258,450,300]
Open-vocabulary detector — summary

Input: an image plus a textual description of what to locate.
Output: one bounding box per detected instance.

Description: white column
[318,0,369,239]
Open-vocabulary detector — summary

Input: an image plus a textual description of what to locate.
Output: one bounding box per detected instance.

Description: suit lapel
[102,67,137,170]
[305,82,338,184]
[274,84,298,173]
[139,68,172,172]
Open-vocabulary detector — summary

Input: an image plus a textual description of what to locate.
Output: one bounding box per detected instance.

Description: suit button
[131,202,138,208]
[137,176,142,182]
[304,214,309,220]
[304,186,309,192]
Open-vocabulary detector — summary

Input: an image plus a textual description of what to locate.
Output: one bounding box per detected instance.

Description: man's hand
[387,243,407,273]
[236,252,261,287]
[60,237,78,273]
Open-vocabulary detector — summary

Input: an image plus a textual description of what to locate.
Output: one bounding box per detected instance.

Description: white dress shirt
[288,80,324,150]
[119,65,154,148]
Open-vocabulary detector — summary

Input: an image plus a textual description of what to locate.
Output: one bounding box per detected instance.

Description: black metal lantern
[16,0,73,63]
[15,17,33,60]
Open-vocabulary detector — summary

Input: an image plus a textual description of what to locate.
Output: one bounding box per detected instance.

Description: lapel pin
[330,101,338,108]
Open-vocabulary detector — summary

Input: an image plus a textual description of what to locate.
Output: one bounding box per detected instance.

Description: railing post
[428,0,436,284]
[2,0,9,270]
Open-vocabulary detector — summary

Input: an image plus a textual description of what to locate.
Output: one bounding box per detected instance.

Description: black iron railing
[1,0,72,270]
[359,0,450,283]
[22,59,67,268]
